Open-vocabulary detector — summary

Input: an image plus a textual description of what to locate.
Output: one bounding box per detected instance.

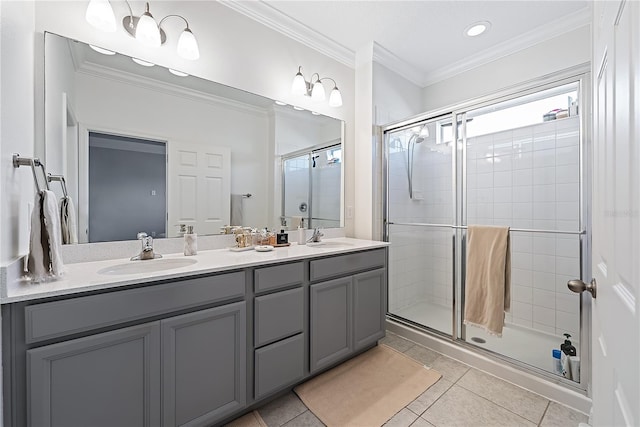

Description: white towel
[60,196,78,244]
[290,216,303,230]
[230,194,244,226]
[27,190,65,281]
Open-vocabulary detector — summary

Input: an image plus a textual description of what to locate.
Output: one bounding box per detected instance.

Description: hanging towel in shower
[230,194,244,226]
[464,225,511,336]
[60,196,78,244]
[28,190,65,281]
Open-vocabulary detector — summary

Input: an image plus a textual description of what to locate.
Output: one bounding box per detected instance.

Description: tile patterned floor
[243,332,590,427]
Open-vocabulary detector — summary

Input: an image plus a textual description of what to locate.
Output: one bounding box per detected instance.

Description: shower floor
[392,300,577,376]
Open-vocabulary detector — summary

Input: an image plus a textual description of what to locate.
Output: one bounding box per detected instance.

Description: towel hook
[12,154,50,192]
[47,174,68,198]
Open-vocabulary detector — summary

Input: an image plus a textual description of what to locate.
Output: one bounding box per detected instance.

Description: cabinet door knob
[567,278,597,299]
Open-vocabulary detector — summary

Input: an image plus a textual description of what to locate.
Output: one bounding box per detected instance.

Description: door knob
[567,278,597,299]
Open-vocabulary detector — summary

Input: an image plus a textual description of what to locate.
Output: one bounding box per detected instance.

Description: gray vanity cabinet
[353,269,386,350]
[161,302,246,427]
[27,322,161,427]
[310,276,353,372]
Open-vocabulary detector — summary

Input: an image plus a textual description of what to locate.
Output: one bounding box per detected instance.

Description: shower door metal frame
[382,65,592,393]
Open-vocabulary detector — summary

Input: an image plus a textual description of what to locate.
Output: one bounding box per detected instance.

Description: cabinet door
[28,322,161,427]
[353,269,387,350]
[310,277,352,372]
[162,302,246,427]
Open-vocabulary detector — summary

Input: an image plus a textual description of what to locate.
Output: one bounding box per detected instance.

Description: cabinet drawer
[255,334,304,399]
[254,262,304,293]
[254,287,303,347]
[25,272,245,344]
[309,249,386,282]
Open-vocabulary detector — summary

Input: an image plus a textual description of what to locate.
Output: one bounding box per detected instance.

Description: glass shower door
[386,115,455,335]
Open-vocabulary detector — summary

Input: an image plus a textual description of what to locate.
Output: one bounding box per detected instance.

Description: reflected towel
[464,225,511,336]
[230,194,243,226]
[60,196,78,244]
[290,216,303,230]
[28,190,65,281]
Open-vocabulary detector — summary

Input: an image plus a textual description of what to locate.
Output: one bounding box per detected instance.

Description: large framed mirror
[44,32,344,244]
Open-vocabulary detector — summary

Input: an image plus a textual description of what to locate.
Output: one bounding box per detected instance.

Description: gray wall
[89,133,166,242]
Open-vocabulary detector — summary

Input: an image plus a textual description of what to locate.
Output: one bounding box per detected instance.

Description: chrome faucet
[307,227,324,243]
[131,232,162,261]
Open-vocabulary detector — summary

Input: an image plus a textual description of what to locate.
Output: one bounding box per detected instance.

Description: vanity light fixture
[85,1,200,60]
[168,68,189,77]
[465,21,491,37]
[89,44,116,55]
[291,66,343,107]
[132,57,155,67]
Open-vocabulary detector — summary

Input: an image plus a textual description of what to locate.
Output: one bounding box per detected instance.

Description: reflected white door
[591,1,639,425]
[168,142,230,237]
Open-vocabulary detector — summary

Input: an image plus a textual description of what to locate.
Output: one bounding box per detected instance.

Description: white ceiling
[222,0,590,87]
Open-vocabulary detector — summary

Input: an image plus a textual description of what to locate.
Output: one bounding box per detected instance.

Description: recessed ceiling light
[293,106,304,111]
[275,101,287,106]
[89,44,115,55]
[169,68,189,77]
[465,21,491,37]
[132,57,155,67]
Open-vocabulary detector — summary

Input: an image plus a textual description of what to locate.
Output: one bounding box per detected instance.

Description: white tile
[512,151,533,169]
[494,187,512,203]
[555,274,577,295]
[556,257,580,276]
[512,285,533,303]
[555,163,580,184]
[555,130,580,148]
[533,148,556,168]
[512,301,533,321]
[513,186,533,203]
[512,268,533,286]
[511,235,533,252]
[556,311,580,333]
[477,172,493,188]
[533,133,556,151]
[494,154,512,172]
[556,293,580,314]
[513,317,533,328]
[533,254,556,273]
[533,271,556,291]
[533,288,556,309]
[533,185,556,203]
[493,139,514,157]
[556,238,579,258]
[556,146,579,166]
[533,219,557,230]
[477,157,494,174]
[533,167,556,185]
[533,322,556,335]
[466,158,477,174]
[512,219,533,228]
[512,252,533,270]
[494,203,512,220]
[556,201,579,221]
[534,203,556,220]
[556,220,580,231]
[513,203,532,219]
[533,236,556,255]
[533,306,555,327]
[513,169,533,187]
[477,188,493,203]
[494,171,512,187]
[556,183,579,202]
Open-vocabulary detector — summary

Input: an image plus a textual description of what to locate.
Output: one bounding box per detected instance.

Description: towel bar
[387,221,585,236]
[12,154,50,192]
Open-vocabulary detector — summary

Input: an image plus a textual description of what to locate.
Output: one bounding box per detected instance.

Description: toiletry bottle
[184,225,197,256]
[552,349,562,375]
[297,218,306,245]
[277,229,288,245]
[560,333,577,356]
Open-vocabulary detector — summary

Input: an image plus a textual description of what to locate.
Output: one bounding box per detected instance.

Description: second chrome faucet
[131,232,162,261]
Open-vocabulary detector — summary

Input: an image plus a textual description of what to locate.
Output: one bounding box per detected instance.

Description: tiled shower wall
[466,116,581,338]
[388,116,582,339]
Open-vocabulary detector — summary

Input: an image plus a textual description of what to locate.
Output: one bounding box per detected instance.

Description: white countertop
[1,238,388,304]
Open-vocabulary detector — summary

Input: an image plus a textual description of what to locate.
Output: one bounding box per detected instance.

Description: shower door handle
[567,278,597,299]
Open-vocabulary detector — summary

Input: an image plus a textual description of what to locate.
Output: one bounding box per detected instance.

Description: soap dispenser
[561,333,577,356]
[184,225,198,256]
[297,218,306,245]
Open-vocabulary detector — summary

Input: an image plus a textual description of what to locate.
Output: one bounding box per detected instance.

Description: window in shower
[385,78,586,384]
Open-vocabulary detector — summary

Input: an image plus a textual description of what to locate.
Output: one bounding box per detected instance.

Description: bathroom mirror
[43,32,344,243]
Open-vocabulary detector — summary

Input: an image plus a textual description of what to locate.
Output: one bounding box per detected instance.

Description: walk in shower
[384,75,589,388]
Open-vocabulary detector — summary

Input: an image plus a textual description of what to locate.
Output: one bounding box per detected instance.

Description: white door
[168,142,231,237]
[590,1,639,425]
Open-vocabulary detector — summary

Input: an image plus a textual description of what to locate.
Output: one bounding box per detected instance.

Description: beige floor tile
[428,355,470,382]
[384,408,419,427]
[422,385,536,427]
[540,402,589,427]
[258,392,307,427]
[380,333,416,353]
[404,345,441,366]
[457,368,549,424]
[406,379,453,416]
[410,417,435,427]
[281,410,325,427]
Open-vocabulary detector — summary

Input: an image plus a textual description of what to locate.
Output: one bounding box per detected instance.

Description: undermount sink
[306,241,353,248]
[97,258,198,275]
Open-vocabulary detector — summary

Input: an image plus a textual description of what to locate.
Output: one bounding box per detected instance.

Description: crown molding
[219,0,355,68]
[372,43,424,87]
[76,61,270,117]
[420,7,591,87]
